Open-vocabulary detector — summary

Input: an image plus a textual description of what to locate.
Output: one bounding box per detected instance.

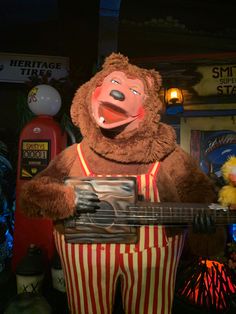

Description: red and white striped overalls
[54,144,185,314]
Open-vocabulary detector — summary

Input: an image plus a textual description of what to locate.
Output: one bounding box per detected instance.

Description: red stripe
[168,240,175,314]
[105,244,111,312]
[135,252,142,313]
[119,255,129,310]
[111,244,120,304]
[96,244,105,314]
[147,162,155,175]
[65,243,76,313]
[162,228,167,247]
[153,250,161,314]
[127,254,134,313]
[144,226,149,251]
[87,245,96,312]
[79,245,89,314]
[144,174,150,250]
[54,234,72,309]
[136,175,141,196]
[161,246,169,314]
[155,162,161,175]
[136,176,142,252]
[152,162,160,202]
[144,249,152,312]
[124,243,129,254]
[145,174,150,201]
[71,245,81,312]
[153,181,159,202]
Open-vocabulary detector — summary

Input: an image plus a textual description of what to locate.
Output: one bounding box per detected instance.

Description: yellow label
[22,142,48,151]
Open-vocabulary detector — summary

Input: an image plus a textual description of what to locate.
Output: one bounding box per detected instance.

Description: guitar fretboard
[66,203,236,227]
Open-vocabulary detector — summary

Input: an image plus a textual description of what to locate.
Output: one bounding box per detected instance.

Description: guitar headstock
[208,203,229,212]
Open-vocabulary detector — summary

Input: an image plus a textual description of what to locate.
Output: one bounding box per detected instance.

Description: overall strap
[77,143,92,176]
[137,161,160,202]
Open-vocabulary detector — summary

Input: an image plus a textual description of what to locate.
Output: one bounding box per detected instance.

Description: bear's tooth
[99,116,105,123]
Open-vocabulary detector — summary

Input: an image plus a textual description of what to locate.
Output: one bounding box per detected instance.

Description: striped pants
[54,230,185,314]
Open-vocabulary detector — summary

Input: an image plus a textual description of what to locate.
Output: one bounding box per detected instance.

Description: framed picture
[180,116,236,181]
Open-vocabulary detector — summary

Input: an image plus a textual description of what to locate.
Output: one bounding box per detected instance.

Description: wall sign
[193,65,236,97]
[0,52,69,83]
[20,140,50,179]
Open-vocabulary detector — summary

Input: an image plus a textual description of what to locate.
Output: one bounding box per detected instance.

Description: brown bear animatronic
[20,53,217,314]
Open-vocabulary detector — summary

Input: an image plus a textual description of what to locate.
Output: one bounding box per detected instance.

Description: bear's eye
[130,88,140,95]
[111,79,120,84]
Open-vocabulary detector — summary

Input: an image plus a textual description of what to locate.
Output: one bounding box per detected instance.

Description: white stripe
[157,247,165,314]
[122,253,132,311]
[150,162,159,176]
[148,248,157,313]
[109,244,118,312]
[164,240,173,312]
[60,235,74,312]
[74,244,85,313]
[138,249,147,314]
[67,244,78,313]
[130,252,138,313]
[91,244,101,314]
[157,226,164,248]
[100,247,107,314]
[149,173,155,202]
[82,245,94,313]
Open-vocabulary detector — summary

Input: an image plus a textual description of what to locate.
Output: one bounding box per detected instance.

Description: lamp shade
[164,87,184,105]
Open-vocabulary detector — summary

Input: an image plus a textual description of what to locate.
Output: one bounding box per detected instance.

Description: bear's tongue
[99,103,128,124]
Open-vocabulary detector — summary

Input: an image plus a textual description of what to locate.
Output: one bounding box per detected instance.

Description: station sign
[193,65,236,97]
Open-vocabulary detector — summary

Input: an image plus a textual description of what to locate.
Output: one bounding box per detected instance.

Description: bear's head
[71,53,176,163]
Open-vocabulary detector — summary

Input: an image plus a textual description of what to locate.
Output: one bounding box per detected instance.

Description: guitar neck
[126,202,236,226]
[67,202,236,228]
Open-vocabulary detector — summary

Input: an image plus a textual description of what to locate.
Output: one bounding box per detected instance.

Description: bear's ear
[146,69,162,91]
[102,53,129,69]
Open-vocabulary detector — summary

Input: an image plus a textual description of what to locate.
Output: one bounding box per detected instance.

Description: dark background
[0,0,236,76]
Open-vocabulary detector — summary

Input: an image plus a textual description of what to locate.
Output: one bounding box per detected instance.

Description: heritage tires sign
[0,52,69,83]
[193,65,236,97]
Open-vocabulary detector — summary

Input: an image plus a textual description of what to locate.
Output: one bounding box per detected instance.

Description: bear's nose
[109,90,125,101]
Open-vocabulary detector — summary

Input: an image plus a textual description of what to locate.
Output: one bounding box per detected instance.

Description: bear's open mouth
[98,102,128,124]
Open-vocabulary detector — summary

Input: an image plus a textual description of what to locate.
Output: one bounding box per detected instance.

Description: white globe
[28,84,62,116]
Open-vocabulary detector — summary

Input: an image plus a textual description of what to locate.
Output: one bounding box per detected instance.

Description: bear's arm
[19,144,78,220]
[160,146,217,203]
[158,146,226,258]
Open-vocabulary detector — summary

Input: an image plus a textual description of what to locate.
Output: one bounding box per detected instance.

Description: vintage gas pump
[12,84,67,271]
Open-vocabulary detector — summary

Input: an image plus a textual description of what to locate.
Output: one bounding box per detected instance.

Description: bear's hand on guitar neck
[192,211,216,234]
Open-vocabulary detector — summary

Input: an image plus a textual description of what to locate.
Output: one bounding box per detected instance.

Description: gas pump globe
[28,84,62,116]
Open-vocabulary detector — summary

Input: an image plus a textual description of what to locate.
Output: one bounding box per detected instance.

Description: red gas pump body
[12,115,67,270]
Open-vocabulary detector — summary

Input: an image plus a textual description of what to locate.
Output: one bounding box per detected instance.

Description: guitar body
[64,177,139,243]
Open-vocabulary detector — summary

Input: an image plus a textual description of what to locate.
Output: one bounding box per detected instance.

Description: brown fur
[20,53,223,256]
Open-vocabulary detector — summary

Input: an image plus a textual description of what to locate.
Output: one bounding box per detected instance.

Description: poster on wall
[190,129,236,186]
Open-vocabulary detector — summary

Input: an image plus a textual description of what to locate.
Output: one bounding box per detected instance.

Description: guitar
[64,177,236,244]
